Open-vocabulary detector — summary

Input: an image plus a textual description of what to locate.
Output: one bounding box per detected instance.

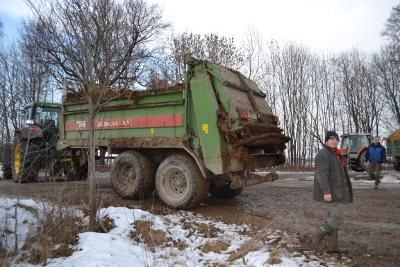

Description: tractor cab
[23,102,61,140]
[24,102,61,129]
[340,133,372,153]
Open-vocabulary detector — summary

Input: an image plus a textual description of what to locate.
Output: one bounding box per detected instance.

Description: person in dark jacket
[364,136,387,189]
[312,131,353,253]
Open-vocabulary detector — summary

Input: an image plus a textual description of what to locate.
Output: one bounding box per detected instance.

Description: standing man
[312,131,353,253]
[364,136,387,189]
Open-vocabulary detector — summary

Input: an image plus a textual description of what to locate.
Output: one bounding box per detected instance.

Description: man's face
[373,137,379,145]
[326,138,339,149]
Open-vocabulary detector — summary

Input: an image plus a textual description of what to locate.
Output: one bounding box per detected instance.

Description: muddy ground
[1,171,399,266]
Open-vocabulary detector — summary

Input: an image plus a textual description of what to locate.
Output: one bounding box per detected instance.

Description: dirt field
[1,171,399,266]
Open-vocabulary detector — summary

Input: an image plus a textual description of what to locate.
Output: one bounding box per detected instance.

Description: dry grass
[20,204,86,265]
[227,222,301,264]
[200,240,230,254]
[181,221,221,238]
[0,171,100,265]
[1,162,321,266]
[129,220,168,250]
[0,243,11,267]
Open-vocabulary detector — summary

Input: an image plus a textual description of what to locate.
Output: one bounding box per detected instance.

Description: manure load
[58,53,290,208]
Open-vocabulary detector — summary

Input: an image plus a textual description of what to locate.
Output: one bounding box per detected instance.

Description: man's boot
[327,229,348,253]
[374,177,380,189]
[311,223,333,251]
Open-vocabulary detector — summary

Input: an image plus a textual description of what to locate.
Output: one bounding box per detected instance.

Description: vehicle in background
[3,102,87,182]
[3,53,290,209]
[339,133,372,172]
[385,129,400,171]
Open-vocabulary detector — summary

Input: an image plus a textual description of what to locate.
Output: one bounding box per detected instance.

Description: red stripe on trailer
[64,114,183,131]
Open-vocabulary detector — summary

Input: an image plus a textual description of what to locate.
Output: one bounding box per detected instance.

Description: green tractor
[3,102,86,182]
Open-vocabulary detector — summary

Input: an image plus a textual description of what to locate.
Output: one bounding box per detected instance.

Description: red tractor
[339,133,372,172]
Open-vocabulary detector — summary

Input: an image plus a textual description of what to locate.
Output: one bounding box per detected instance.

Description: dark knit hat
[325,131,339,142]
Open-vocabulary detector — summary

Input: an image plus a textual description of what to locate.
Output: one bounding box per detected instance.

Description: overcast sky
[0,0,398,53]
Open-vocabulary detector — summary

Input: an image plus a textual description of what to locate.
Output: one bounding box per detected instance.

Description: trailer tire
[155,154,210,209]
[12,136,41,183]
[2,143,13,179]
[350,150,367,172]
[209,182,243,199]
[111,151,156,199]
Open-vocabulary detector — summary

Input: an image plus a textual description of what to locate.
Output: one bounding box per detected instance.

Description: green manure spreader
[7,54,290,209]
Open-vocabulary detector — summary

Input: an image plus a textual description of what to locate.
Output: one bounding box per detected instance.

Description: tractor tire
[2,143,13,179]
[357,150,368,172]
[111,151,156,199]
[350,150,367,172]
[155,154,210,209]
[11,136,42,183]
[209,181,243,199]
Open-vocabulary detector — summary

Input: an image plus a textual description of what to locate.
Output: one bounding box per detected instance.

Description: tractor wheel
[350,150,367,172]
[155,154,210,209]
[357,150,368,172]
[111,151,156,199]
[11,136,42,183]
[209,181,243,199]
[2,143,13,179]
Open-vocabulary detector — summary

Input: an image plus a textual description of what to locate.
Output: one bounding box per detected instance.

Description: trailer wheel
[12,136,41,183]
[2,143,13,179]
[111,151,156,199]
[155,154,210,209]
[209,181,243,199]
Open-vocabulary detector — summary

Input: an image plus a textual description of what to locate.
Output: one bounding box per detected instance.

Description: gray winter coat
[313,145,353,204]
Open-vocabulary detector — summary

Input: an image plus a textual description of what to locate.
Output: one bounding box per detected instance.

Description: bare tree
[333,49,381,134]
[372,46,400,132]
[0,19,3,40]
[260,40,320,165]
[378,4,400,132]
[241,27,267,82]
[304,53,342,152]
[150,32,244,86]
[23,0,170,229]
[381,4,400,45]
